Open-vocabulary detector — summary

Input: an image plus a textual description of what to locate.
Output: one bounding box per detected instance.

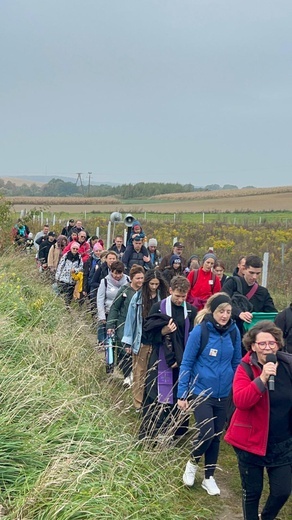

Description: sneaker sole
[201,483,220,495]
[183,474,195,487]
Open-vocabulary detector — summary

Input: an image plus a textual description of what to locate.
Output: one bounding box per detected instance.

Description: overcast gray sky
[1,1,292,187]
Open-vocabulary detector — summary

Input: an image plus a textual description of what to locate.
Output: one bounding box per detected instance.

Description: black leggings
[238,459,291,520]
[191,396,228,478]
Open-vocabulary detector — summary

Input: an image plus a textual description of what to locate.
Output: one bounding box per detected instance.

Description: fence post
[281,243,285,266]
[262,252,269,288]
[106,221,111,250]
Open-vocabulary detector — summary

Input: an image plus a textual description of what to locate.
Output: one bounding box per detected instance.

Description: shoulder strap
[234,276,243,293]
[240,360,254,380]
[246,282,258,300]
[104,278,107,289]
[211,271,216,294]
[191,269,199,289]
[197,321,209,359]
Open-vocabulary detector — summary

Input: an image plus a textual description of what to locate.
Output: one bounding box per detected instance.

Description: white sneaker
[123,376,131,388]
[183,460,198,487]
[201,476,220,495]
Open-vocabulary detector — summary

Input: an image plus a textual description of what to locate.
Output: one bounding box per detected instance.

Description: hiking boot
[201,476,220,495]
[183,460,198,486]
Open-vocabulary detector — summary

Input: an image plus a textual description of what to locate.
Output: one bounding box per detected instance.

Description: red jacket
[224,351,270,456]
[187,268,221,309]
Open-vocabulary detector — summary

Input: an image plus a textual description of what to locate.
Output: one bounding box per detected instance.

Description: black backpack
[230,276,254,313]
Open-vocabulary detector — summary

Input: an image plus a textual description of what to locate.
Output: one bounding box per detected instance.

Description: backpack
[230,276,258,313]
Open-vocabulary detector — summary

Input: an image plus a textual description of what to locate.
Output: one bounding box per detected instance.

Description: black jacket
[275,304,292,353]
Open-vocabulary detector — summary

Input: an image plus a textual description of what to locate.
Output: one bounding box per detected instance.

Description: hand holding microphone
[260,353,277,390]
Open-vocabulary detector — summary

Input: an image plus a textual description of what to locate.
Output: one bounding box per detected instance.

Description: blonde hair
[195,292,231,324]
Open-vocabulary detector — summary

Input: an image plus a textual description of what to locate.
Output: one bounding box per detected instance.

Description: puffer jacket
[177,319,241,399]
[55,253,83,285]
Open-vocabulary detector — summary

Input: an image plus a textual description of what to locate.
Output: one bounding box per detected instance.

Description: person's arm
[177,326,201,400]
[97,279,106,321]
[55,255,65,280]
[121,246,132,269]
[106,287,125,332]
[121,292,138,347]
[262,290,278,313]
[38,243,47,262]
[74,258,83,273]
[274,309,286,335]
[47,245,55,269]
[231,328,243,372]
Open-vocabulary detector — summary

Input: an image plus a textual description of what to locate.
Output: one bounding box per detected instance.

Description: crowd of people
[12,217,292,519]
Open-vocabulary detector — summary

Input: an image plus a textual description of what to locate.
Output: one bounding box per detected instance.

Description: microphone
[265,353,277,391]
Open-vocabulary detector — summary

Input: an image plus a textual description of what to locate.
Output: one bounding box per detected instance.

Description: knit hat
[210,294,232,313]
[132,220,141,229]
[93,242,103,252]
[70,241,80,250]
[170,254,182,265]
[148,238,157,247]
[202,253,217,263]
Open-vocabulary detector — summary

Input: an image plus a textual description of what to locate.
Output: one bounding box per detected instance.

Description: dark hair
[214,260,226,270]
[170,275,190,293]
[242,321,284,351]
[141,269,169,318]
[245,255,263,269]
[110,261,124,274]
[129,264,145,279]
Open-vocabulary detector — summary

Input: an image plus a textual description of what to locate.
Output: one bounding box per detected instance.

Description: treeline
[0,178,241,199]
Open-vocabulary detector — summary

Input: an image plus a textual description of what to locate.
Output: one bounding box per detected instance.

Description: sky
[1,0,292,188]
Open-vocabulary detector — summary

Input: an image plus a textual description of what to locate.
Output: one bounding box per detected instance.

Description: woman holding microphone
[225,321,292,519]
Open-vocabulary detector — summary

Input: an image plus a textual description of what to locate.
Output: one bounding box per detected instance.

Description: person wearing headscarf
[178,293,241,495]
[186,252,221,310]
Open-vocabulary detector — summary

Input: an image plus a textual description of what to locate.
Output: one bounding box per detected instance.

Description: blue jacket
[122,290,143,354]
[177,320,241,399]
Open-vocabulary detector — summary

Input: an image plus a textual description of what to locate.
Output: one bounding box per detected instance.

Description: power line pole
[75,172,84,195]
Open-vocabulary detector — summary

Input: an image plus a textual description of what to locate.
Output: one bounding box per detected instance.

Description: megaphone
[110,212,122,223]
[124,214,135,227]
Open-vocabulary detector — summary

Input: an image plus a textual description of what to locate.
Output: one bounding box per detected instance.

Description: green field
[13,209,292,226]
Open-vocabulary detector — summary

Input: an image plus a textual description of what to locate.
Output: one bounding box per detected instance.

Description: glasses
[71,247,79,250]
[254,341,278,349]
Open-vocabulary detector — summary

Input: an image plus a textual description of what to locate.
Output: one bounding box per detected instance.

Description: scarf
[157,296,190,405]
